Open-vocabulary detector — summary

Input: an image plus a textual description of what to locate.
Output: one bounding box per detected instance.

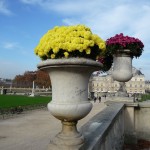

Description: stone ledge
[105,99,150,108]
[139,100,150,108]
[79,103,124,150]
[105,100,139,107]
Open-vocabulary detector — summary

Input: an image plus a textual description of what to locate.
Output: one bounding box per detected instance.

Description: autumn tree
[13,75,25,87]
[35,70,51,88]
[13,70,51,88]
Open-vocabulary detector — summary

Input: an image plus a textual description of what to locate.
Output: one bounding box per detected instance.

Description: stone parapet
[135,100,150,141]
[80,103,125,150]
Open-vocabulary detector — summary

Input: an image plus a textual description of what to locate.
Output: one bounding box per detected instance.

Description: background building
[125,67,145,94]
[89,67,145,98]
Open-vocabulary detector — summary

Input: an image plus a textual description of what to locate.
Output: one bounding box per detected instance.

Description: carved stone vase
[112,49,133,82]
[37,58,102,150]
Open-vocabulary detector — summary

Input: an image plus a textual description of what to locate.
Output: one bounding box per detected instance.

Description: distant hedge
[140,94,150,102]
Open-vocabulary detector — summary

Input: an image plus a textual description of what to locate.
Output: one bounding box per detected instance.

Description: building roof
[132,67,144,76]
[91,66,144,78]
[108,66,144,76]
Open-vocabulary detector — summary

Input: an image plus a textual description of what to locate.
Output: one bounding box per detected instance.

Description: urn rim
[37,58,102,69]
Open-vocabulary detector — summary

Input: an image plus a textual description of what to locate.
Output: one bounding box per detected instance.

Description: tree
[13,70,51,88]
[35,70,51,88]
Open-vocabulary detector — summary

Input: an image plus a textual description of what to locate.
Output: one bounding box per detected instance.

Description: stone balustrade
[80,103,125,150]
[135,101,150,141]
[0,87,52,96]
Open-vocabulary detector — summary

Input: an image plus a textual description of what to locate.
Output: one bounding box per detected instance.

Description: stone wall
[135,101,150,141]
[124,103,138,144]
[80,103,125,150]
[123,101,150,143]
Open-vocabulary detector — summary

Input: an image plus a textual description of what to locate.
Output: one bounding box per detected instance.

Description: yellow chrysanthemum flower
[53,47,59,54]
[98,42,106,50]
[64,52,69,58]
[51,54,55,59]
[38,51,44,57]
[85,48,91,54]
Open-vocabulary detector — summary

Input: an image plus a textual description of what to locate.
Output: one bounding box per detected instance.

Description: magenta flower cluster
[106,33,144,58]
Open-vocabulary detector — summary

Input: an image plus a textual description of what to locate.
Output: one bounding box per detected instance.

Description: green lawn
[0,95,51,109]
[140,94,150,102]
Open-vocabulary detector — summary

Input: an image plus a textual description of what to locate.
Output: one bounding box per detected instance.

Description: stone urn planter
[112,49,133,82]
[37,58,102,149]
[107,33,144,82]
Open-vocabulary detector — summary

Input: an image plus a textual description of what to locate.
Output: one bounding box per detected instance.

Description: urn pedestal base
[115,82,129,97]
[48,121,84,150]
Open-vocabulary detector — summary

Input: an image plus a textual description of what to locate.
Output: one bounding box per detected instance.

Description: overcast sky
[0,0,150,79]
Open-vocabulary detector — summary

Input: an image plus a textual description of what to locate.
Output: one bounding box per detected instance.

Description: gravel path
[0,101,106,150]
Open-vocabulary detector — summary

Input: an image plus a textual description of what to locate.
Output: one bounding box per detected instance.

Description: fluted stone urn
[112,50,133,99]
[112,49,133,82]
[37,58,102,150]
